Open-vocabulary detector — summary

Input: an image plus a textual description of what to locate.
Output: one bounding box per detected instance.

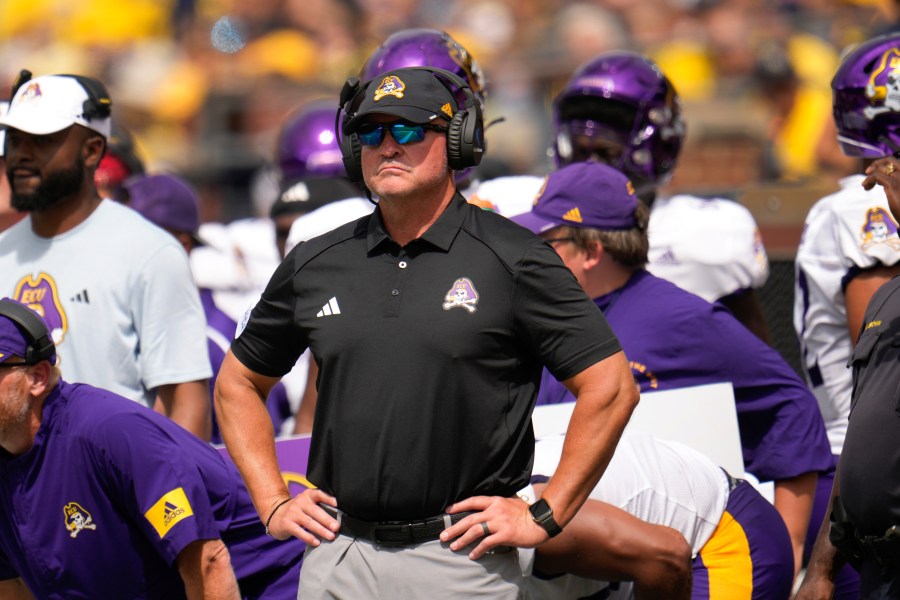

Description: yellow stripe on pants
[698,510,754,599]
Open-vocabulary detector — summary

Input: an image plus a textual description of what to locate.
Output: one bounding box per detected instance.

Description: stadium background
[1,0,894,371]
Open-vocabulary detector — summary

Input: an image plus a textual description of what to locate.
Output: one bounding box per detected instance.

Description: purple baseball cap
[125,173,203,243]
[0,300,56,365]
[511,162,639,234]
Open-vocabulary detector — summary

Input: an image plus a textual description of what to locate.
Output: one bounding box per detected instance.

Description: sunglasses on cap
[357,121,449,147]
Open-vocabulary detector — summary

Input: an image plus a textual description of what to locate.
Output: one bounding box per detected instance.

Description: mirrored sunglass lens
[390,123,425,145]
[358,125,385,146]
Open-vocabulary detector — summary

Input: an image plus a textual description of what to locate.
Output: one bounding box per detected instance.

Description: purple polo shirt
[538,270,832,481]
[0,381,303,599]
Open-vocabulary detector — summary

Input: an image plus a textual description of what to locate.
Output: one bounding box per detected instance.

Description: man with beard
[0,72,212,440]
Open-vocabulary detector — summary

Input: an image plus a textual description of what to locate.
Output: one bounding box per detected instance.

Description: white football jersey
[468,175,546,218]
[647,194,770,302]
[520,431,729,599]
[793,174,900,454]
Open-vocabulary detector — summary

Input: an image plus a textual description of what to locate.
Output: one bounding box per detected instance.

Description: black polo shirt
[841,276,900,535]
[233,193,621,521]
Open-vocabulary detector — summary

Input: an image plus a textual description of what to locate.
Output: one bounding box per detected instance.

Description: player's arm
[533,492,692,600]
[773,471,817,577]
[794,468,846,600]
[214,351,338,545]
[157,380,212,441]
[442,353,638,557]
[176,539,240,600]
[718,288,771,344]
[0,578,35,600]
[845,265,900,345]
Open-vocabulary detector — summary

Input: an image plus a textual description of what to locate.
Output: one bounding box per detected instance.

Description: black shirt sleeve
[231,251,308,377]
[513,240,622,382]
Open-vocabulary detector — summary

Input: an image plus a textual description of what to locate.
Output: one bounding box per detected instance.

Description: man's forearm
[157,380,212,441]
[214,352,290,520]
[773,472,817,576]
[177,540,240,600]
[795,469,845,600]
[541,353,638,526]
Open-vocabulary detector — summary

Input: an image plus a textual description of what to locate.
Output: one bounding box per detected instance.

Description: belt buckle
[374,522,413,547]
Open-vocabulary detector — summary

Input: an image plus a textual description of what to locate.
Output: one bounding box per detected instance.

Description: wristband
[264,497,293,536]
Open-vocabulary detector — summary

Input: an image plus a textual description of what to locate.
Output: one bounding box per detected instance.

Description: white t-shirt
[521,431,729,599]
[647,194,770,302]
[793,174,900,454]
[0,200,211,405]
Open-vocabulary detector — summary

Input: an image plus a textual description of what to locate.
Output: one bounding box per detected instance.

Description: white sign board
[532,382,744,476]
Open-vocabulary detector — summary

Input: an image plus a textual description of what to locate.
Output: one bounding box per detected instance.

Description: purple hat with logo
[0,299,56,365]
[511,162,639,234]
[125,173,203,242]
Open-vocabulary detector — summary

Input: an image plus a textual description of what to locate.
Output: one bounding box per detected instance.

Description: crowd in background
[0,0,892,222]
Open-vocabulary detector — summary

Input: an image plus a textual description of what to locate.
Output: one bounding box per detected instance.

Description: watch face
[530,499,552,521]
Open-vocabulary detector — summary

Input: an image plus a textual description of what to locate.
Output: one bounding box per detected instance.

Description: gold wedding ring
[885,162,896,176]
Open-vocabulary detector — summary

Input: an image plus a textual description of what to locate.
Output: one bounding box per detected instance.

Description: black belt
[721,468,743,492]
[322,505,475,547]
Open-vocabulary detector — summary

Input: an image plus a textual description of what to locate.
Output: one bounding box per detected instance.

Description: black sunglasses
[357,121,449,147]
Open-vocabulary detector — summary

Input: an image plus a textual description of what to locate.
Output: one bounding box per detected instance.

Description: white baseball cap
[0,74,111,139]
[0,101,8,157]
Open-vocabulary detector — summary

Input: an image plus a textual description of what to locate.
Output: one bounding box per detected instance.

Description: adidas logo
[655,247,679,265]
[562,207,583,223]
[163,501,185,526]
[316,297,341,318]
[70,290,90,303]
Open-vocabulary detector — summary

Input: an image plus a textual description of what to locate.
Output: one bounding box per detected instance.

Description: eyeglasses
[543,237,576,247]
[357,122,449,147]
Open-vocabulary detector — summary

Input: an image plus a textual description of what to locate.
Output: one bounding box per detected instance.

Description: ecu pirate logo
[864,47,900,119]
[373,75,406,101]
[861,207,900,250]
[64,502,97,539]
[442,277,479,313]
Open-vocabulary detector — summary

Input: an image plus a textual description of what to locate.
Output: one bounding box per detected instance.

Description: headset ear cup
[446,109,483,171]
[340,133,364,183]
[446,111,467,171]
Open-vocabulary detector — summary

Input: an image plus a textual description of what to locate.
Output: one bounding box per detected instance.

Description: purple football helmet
[276,99,345,180]
[552,51,685,195]
[360,28,487,111]
[832,33,900,157]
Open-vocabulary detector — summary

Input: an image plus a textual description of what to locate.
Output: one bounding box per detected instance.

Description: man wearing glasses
[512,161,833,581]
[215,67,638,598]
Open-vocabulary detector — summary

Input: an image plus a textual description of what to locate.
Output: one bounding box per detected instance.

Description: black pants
[859,560,900,599]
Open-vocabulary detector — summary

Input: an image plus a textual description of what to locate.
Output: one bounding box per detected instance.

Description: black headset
[0,299,55,365]
[337,67,484,184]
[11,69,112,123]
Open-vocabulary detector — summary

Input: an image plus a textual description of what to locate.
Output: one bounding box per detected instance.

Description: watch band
[529,498,563,538]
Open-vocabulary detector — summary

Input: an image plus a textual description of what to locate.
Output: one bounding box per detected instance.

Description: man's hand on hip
[268,488,339,546]
[441,495,548,559]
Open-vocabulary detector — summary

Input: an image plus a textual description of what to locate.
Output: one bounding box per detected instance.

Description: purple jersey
[0,381,303,599]
[537,270,832,481]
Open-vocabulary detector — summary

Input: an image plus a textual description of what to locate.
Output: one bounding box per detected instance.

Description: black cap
[345,68,458,133]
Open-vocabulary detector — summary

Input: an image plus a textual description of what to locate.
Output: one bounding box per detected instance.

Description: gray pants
[298,534,523,599]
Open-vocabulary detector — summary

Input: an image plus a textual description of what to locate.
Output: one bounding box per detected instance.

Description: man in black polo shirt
[214,67,637,598]
[797,153,900,598]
